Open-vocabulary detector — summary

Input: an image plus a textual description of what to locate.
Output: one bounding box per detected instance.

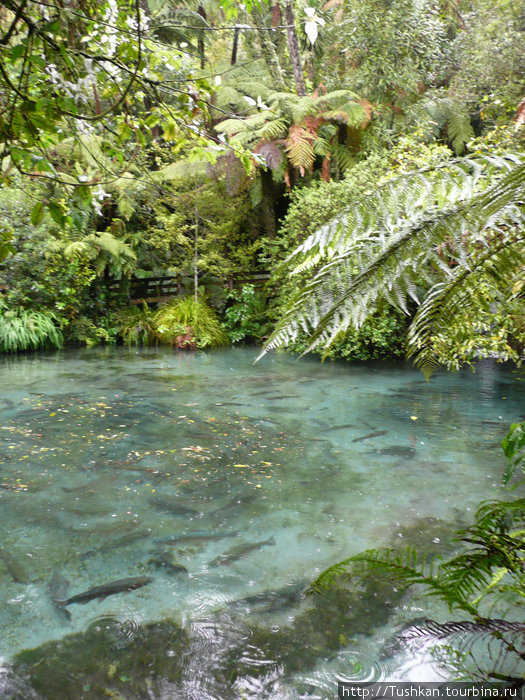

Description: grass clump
[155,296,227,349]
[0,305,63,352]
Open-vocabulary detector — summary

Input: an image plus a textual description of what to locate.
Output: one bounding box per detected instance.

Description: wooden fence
[105,271,271,305]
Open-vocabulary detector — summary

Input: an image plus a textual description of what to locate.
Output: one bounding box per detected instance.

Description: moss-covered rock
[10,619,188,699]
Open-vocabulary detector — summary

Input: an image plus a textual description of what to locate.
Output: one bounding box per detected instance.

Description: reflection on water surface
[0,347,522,697]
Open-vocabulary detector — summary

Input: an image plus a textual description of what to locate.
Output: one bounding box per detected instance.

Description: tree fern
[215,87,371,181]
[259,153,525,372]
[62,231,136,277]
[409,95,475,155]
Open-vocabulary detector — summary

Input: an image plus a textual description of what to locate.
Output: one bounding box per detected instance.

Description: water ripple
[84,613,141,650]
[295,649,387,699]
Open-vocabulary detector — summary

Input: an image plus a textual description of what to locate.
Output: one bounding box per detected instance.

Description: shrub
[154,297,227,349]
[67,314,119,347]
[222,284,268,343]
[118,304,158,346]
[0,305,63,353]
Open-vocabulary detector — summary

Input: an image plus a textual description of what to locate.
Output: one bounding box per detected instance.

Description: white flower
[304,8,325,45]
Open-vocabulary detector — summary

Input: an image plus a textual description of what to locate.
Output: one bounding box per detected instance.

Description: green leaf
[10,44,26,60]
[163,120,178,141]
[47,201,65,226]
[31,202,45,226]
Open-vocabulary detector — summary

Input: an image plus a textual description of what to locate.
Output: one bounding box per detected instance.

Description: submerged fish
[57,576,153,607]
[215,401,244,406]
[228,580,307,613]
[0,547,30,583]
[148,496,198,517]
[212,492,258,515]
[65,500,113,516]
[210,536,276,567]
[148,548,188,576]
[321,424,357,432]
[260,395,299,401]
[47,570,71,621]
[62,473,117,494]
[156,530,240,545]
[352,430,388,443]
[80,530,151,561]
[374,446,416,459]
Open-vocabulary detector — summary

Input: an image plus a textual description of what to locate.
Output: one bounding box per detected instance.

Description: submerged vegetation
[313,422,525,682]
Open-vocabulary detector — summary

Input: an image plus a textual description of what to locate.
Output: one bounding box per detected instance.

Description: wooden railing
[105,271,271,305]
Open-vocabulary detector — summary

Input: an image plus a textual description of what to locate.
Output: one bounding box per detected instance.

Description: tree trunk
[253,6,286,90]
[194,209,199,302]
[284,1,306,96]
[260,170,276,238]
[231,26,239,65]
[197,5,206,69]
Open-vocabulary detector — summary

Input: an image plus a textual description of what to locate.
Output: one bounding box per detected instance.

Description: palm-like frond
[402,618,525,681]
[409,95,475,155]
[285,125,316,172]
[62,232,136,276]
[259,153,525,371]
[311,492,524,617]
[310,547,478,616]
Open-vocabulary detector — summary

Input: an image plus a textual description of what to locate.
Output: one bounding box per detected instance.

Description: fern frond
[0,308,63,353]
[320,101,368,128]
[235,81,273,102]
[290,96,318,124]
[216,118,252,137]
[214,86,255,116]
[258,153,525,364]
[310,547,478,615]
[314,89,362,108]
[330,143,357,172]
[259,118,288,141]
[284,125,315,172]
[446,106,475,156]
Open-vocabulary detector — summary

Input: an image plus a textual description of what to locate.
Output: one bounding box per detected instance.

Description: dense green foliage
[222,284,268,343]
[0,0,523,365]
[0,0,523,684]
[262,150,525,375]
[155,296,227,349]
[0,304,63,353]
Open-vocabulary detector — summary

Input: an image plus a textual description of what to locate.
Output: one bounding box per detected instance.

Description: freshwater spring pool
[0,346,522,698]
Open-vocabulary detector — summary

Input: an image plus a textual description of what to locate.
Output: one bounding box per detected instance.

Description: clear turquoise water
[0,347,522,697]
